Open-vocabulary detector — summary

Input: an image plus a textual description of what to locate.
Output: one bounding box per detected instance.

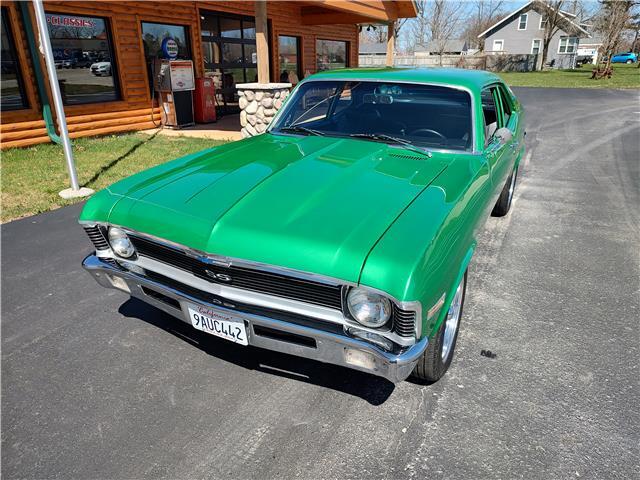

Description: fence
[358,53,539,72]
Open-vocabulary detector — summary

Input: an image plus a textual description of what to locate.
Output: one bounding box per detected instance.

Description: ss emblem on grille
[204,269,232,282]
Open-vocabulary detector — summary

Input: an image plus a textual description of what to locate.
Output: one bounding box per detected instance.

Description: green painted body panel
[80,68,524,340]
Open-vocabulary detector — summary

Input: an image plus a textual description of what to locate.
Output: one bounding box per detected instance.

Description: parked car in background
[611,52,638,64]
[74,55,93,68]
[576,54,594,65]
[90,61,111,76]
[79,68,525,384]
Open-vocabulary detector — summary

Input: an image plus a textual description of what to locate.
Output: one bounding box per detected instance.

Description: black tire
[491,166,518,217]
[412,271,467,383]
[626,59,633,64]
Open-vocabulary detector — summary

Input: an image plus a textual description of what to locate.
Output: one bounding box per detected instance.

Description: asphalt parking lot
[2,87,639,479]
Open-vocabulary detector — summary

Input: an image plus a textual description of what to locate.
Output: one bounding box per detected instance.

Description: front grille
[393,304,416,337]
[127,233,416,338]
[130,235,344,310]
[83,225,109,250]
[144,270,344,336]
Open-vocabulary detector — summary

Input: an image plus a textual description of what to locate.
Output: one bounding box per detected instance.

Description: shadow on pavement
[118,298,396,405]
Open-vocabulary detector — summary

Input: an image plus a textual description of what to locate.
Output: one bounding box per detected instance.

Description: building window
[518,13,528,30]
[141,22,191,94]
[531,39,541,55]
[200,11,257,114]
[540,15,547,30]
[278,35,301,84]
[493,39,504,51]
[316,39,348,71]
[1,8,28,111]
[558,36,578,54]
[45,12,120,105]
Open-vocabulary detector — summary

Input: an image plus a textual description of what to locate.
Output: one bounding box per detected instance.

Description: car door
[481,86,511,198]
[495,83,520,171]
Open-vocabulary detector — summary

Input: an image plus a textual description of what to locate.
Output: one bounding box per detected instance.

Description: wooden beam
[301,11,379,25]
[255,1,270,83]
[310,1,396,21]
[386,21,395,67]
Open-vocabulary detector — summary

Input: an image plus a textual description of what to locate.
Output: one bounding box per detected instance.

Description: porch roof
[299,1,417,25]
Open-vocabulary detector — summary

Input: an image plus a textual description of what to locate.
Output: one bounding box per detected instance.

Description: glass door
[201,11,257,115]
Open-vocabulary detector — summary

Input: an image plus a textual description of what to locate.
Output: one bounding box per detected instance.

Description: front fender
[359,154,492,340]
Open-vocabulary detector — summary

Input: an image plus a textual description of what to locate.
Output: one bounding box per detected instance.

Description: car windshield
[270,80,473,151]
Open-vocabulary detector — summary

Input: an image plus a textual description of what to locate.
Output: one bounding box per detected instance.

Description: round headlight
[346,287,392,328]
[108,227,135,258]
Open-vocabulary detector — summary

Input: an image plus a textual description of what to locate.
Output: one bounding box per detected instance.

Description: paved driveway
[2,88,639,479]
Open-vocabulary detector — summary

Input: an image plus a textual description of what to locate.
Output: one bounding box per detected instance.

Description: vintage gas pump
[153,38,195,128]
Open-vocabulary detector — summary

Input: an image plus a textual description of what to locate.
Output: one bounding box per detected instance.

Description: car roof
[305,67,503,95]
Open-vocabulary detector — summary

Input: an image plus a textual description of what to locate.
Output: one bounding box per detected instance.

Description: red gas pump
[194,77,217,123]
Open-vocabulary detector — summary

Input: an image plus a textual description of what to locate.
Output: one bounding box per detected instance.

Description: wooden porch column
[255,0,269,83]
[386,21,395,67]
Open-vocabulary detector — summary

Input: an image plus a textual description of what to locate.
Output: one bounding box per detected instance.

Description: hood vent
[388,152,425,161]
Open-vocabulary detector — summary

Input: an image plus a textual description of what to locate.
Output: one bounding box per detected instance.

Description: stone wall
[236,83,292,138]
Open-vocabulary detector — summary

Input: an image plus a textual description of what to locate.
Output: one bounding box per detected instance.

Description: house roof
[359,42,388,55]
[579,36,603,45]
[477,0,591,39]
[416,39,467,53]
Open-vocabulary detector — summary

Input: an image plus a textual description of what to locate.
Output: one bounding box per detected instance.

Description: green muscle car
[80,68,524,383]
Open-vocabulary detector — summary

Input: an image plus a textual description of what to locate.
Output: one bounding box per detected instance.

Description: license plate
[186,304,248,346]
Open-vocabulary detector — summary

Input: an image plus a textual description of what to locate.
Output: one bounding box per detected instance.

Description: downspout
[18,1,61,145]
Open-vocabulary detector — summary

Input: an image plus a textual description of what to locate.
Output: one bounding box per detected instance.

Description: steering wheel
[409,128,447,143]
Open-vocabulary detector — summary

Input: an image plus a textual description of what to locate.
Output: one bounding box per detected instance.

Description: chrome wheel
[441,277,464,361]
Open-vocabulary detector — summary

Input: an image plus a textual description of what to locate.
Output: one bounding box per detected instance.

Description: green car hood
[84,134,450,283]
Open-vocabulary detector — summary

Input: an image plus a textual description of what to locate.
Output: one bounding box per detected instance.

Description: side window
[497,85,512,127]
[45,12,120,105]
[481,88,499,146]
[1,8,29,110]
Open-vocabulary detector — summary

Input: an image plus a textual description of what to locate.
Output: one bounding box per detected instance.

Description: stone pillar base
[236,82,292,138]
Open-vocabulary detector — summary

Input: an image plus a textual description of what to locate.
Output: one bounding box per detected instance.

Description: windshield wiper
[349,133,432,158]
[279,125,325,136]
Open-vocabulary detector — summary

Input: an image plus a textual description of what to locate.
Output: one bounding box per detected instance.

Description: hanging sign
[161,38,179,59]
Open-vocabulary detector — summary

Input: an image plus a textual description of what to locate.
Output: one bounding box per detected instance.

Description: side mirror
[494,127,513,144]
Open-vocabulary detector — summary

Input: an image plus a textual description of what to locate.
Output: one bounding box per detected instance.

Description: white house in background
[358,42,388,57]
[478,0,591,68]
[576,35,603,64]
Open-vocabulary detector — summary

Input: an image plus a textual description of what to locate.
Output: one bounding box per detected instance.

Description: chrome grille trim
[393,304,417,338]
[128,235,344,310]
[83,225,109,250]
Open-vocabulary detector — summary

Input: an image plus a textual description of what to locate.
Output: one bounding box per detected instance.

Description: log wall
[0,1,359,149]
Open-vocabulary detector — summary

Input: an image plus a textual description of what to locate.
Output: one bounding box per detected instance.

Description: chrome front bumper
[83,254,427,383]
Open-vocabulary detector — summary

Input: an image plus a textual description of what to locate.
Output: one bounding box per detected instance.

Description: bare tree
[408,0,429,52]
[359,19,408,47]
[539,0,567,67]
[594,0,637,72]
[463,0,505,50]
[359,24,386,44]
[428,0,468,65]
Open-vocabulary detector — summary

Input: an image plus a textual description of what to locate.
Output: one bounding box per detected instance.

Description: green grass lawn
[1,132,228,223]
[500,63,640,89]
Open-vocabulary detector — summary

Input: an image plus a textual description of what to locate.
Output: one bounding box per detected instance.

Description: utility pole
[31,0,93,199]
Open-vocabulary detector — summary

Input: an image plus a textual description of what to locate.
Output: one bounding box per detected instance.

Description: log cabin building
[0,1,416,149]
